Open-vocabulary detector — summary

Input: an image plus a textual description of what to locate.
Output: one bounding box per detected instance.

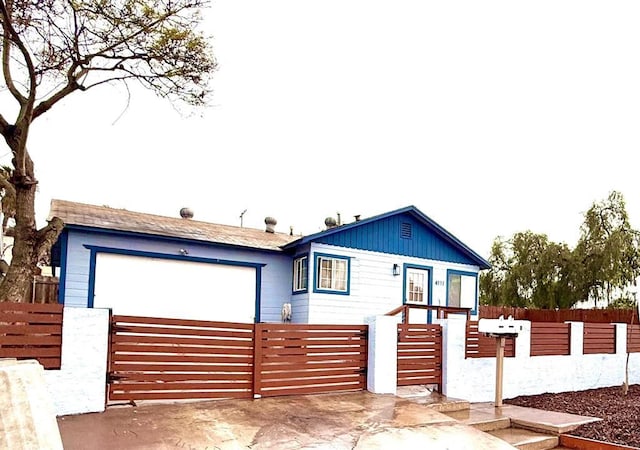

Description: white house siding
[60,229,292,322]
[305,243,481,324]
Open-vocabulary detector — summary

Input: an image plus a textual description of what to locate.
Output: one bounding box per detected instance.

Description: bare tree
[0,0,216,301]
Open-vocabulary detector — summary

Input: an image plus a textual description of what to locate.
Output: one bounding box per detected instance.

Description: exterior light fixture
[393,264,401,276]
[179,248,189,256]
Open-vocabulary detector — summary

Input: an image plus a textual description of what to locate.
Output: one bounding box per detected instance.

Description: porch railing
[385,304,471,324]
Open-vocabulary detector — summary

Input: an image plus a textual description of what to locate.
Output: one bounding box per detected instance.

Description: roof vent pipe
[265,216,277,233]
[180,207,194,219]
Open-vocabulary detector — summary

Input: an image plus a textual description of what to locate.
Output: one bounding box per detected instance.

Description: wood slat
[0,347,62,357]
[111,334,254,347]
[0,312,62,324]
[111,381,253,391]
[260,375,362,389]
[0,302,62,313]
[259,380,365,397]
[111,344,254,355]
[108,390,252,401]
[113,354,253,364]
[111,363,252,372]
[261,345,366,356]
[114,372,252,382]
[0,335,62,345]
[0,324,62,334]
[113,315,254,330]
[258,360,363,372]
[259,324,367,331]
[112,325,253,339]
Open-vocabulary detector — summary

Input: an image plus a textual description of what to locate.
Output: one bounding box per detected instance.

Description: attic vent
[401,222,412,239]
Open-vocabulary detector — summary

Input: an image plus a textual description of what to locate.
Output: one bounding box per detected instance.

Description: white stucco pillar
[43,307,110,416]
[567,322,584,356]
[366,315,397,394]
[440,317,466,398]
[615,323,627,355]
[514,321,531,359]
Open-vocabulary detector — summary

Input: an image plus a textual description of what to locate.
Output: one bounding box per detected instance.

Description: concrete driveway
[58,391,515,449]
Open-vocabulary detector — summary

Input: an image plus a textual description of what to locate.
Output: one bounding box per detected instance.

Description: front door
[405,267,431,323]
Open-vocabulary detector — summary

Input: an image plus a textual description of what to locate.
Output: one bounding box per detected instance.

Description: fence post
[514,320,531,359]
[253,323,263,398]
[366,315,397,394]
[567,322,584,356]
[615,323,627,355]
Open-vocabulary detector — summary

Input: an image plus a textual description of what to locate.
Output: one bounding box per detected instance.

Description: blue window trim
[312,252,351,295]
[402,263,433,323]
[84,245,266,322]
[57,231,69,305]
[292,254,309,294]
[446,269,478,316]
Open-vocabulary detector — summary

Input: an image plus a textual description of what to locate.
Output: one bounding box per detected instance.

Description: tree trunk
[0,177,63,302]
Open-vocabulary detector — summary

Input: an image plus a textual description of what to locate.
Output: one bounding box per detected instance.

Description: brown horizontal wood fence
[583,323,616,354]
[530,323,570,356]
[0,301,63,369]
[397,324,441,389]
[465,321,515,358]
[480,305,636,324]
[109,315,255,401]
[109,316,368,402]
[255,323,367,397]
[628,325,640,353]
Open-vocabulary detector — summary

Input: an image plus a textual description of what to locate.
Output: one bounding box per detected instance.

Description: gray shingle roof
[48,199,298,252]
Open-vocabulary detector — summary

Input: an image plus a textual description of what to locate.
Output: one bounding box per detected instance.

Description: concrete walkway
[58,392,516,449]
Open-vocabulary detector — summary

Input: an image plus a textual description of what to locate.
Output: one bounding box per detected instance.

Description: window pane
[316,256,348,292]
[293,257,308,291]
[448,273,461,307]
[334,260,347,291]
[407,271,424,303]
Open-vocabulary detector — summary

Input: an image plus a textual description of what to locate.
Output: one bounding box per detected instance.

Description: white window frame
[293,256,308,292]
[314,253,350,294]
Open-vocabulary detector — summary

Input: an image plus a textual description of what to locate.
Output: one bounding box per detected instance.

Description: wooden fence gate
[108,315,367,403]
[108,315,255,401]
[397,323,442,390]
[254,323,367,397]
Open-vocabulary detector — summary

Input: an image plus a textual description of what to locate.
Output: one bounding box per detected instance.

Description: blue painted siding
[316,213,478,265]
[60,229,292,322]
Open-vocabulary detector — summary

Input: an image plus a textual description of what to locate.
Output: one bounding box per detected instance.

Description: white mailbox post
[478,316,527,407]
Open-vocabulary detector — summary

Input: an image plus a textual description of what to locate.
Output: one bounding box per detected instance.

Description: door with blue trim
[405,268,431,323]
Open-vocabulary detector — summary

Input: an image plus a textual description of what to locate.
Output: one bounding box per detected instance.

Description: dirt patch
[506,384,640,448]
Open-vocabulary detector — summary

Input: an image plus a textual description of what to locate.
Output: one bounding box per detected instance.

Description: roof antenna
[239,209,247,227]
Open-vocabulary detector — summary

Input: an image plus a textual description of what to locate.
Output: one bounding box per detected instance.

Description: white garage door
[93,253,257,323]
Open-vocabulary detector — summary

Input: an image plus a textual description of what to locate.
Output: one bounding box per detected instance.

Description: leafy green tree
[0,0,216,301]
[480,231,581,309]
[574,191,640,307]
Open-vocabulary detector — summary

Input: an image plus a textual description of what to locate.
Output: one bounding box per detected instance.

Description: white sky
[6,0,640,258]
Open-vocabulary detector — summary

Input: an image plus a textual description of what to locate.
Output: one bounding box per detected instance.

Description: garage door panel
[93,253,256,323]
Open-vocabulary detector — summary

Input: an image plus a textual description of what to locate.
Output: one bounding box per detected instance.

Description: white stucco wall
[306,243,480,324]
[43,307,109,416]
[441,319,640,402]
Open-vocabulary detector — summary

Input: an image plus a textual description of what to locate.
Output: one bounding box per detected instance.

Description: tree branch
[0,0,27,104]
[0,112,8,136]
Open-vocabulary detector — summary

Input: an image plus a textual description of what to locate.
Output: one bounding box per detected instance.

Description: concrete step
[489,428,559,450]
[445,408,511,432]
